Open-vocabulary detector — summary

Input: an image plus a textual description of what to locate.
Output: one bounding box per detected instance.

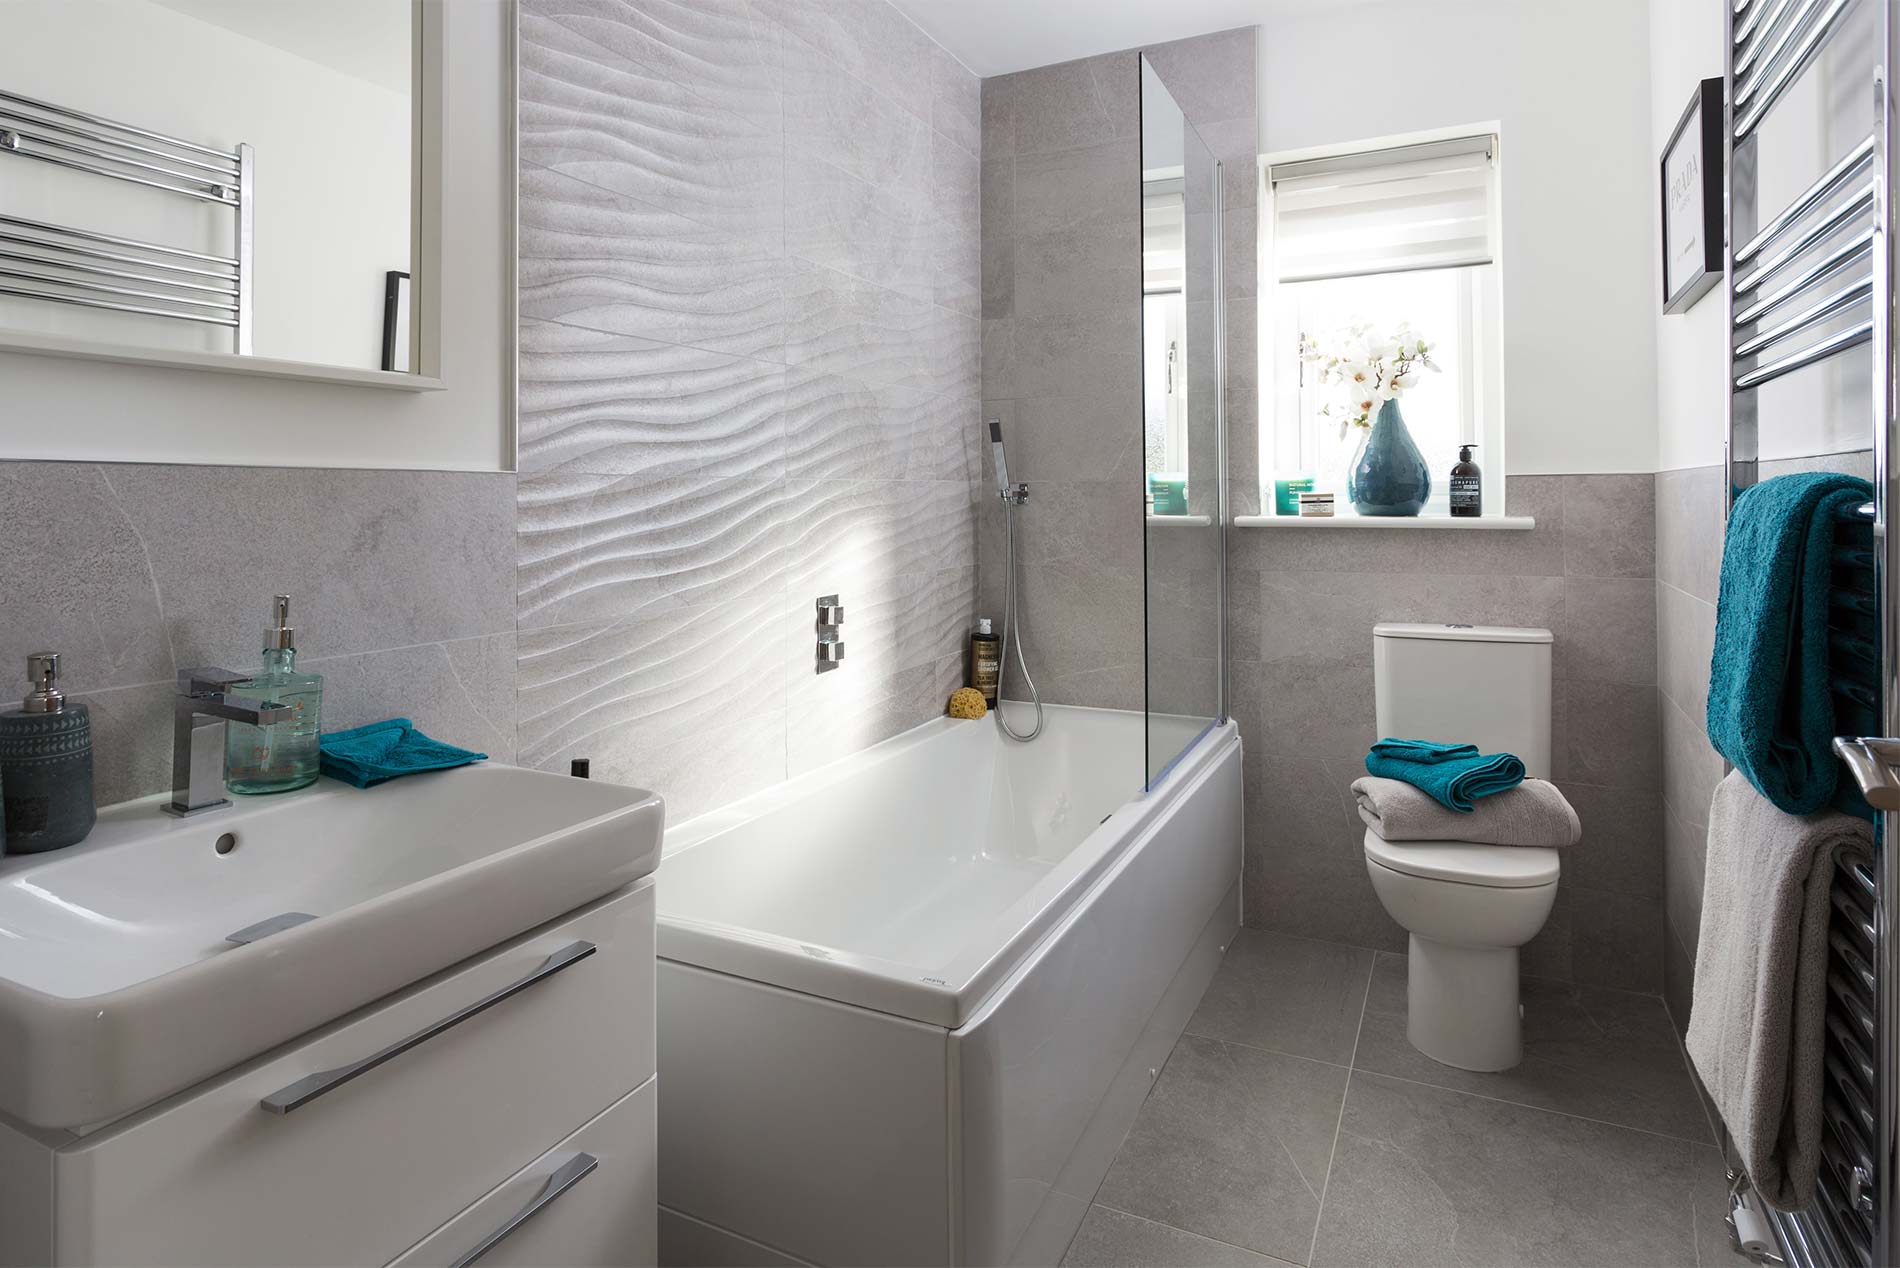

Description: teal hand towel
[1368,738,1481,766]
[318,718,487,789]
[1707,472,1873,815]
[1365,737,1525,813]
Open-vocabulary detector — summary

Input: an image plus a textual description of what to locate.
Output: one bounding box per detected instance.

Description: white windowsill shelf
[1233,514,1536,531]
[1147,514,1215,527]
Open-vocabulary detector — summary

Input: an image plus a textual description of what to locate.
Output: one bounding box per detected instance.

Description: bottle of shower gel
[225,595,324,795]
[971,618,1001,704]
[0,653,95,853]
[1450,445,1483,518]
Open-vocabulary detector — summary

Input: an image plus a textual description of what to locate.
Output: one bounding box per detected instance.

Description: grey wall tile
[1139,28,1256,127]
[1558,679,1659,791]
[1006,55,1138,157]
[1559,781,1663,898]
[930,45,979,158]
[1664,797,1710,973]
[520,23,781,240]
[106,465,516,670]
[1657,580,1717,725]
[314,634,519,764]
[518,318,787,480]
[1661,692,1725,828]
[1570,886,1663,992]
[754,0,935,126]
[1655,466,1725,603]
[1563,474,1656,579]
[1559,576,1656,686]
[516,593,789,821]
[516,471,790,631]
[519,164,790,363]
[1664,922,1695,1038]
[0,463,174,694]
[1,462,518,807]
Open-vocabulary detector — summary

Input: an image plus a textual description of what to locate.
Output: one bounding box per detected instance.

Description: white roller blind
[1270,135,1498,284]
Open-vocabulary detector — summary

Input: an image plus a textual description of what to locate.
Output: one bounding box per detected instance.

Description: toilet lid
[1363,830,1560,888]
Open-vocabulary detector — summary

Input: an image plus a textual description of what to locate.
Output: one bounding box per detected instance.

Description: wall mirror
[0,0,433,386]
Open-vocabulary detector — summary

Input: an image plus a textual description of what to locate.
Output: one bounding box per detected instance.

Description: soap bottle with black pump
[971,618,1001,705]
[0,652,96,853]
[1450,444,1483,518]
[225,595,324,795]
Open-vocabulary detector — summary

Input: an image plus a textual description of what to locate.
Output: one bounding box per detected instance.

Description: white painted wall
[0,0,514,472]
[1650,0,1877,471]
[0,0,410,371]
[1260,0,1661,475]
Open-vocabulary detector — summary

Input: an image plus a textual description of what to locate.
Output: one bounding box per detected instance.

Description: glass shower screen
[1139,54,1227,786]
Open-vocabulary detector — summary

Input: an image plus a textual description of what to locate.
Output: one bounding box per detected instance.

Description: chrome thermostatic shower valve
[1000,481,1029,506]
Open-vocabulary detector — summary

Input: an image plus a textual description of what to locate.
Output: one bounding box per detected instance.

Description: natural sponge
[947,687,987,719]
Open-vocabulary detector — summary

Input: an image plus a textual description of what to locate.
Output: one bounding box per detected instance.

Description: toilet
[1364,623,1560,1073]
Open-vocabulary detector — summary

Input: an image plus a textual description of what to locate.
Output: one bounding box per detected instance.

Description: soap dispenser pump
[0,652,96,853]
[224,595,324,795]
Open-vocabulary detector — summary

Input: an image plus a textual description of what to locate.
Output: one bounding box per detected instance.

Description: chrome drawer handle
[259,941,597,1114]
[449,1151,599,1268]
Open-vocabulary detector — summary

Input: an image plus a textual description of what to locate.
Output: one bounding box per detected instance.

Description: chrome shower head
[988,418,1010,496]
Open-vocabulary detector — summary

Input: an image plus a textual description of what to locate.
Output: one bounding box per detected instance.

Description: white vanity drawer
[392,1075,656,1268]
[54,881,655,1267]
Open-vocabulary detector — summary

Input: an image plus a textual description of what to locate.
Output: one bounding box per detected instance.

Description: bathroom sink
[0,764,662,1130]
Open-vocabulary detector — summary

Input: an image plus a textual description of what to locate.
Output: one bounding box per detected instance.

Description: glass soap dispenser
[225,595,324,795]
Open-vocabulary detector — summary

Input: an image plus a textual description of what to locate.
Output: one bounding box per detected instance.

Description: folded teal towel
[1366,737,1525,813]
[1707,472,1873,815]
[1368,738,1480,765]
[318,718,487,789]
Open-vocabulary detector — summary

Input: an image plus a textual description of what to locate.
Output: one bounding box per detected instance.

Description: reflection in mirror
[1139,54,1225,786]
[0,0,414,373]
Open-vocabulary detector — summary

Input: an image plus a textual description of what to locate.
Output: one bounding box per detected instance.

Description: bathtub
[654,704,1242,1266]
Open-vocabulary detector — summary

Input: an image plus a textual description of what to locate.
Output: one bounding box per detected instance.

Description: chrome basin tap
[164,668,294,818]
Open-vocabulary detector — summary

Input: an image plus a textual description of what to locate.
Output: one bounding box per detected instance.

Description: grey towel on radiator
[1687,770,1874,1211]
[1350,776,1580,845]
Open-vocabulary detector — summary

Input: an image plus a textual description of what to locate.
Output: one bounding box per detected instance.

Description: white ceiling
[885,0,1376,77]
[147,0,411,94]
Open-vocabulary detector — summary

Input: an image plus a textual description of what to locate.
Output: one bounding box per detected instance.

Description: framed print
[1662,78,1724,315]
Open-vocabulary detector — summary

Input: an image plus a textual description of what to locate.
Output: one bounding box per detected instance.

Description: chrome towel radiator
[0,88,252,352]
[1722,0,1897,1264]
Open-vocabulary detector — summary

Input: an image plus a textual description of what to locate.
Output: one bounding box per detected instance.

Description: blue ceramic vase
[1348,399,1431,517]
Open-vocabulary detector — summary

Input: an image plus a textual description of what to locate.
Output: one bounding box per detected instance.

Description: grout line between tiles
[1305,954,1375,1267]
[1087,1202,1300,1267]
[1352,1067,1718,1147]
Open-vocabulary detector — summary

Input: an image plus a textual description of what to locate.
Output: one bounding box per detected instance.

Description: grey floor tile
[1352,954,1713,1144]
[1063,1206,1297,1267]
[1095,1035,1346,1264]
[1186,930,1375,1065]
[1311,1073,1710,1267]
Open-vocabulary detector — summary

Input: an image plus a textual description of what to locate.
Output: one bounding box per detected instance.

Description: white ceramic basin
[0,764,662,1130]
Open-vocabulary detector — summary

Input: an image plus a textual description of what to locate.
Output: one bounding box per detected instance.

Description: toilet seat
[1362,831,1560,889]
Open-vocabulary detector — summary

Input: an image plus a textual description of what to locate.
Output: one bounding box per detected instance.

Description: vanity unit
[0,764,663,1267]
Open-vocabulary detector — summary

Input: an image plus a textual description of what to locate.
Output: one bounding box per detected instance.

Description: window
[1264,132,1505,516]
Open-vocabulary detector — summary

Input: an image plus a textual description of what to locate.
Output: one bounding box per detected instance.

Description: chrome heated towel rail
[0,88,252,352]
[1722,0,1897,1264]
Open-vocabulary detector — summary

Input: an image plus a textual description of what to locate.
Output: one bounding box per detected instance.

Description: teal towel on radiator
[318,718,487,789]
[1707,472,1873,815]
[1365,737,1525,813]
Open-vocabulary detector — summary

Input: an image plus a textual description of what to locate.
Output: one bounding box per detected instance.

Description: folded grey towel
[1687,771,1873,1210]
[1351,776,1580,845]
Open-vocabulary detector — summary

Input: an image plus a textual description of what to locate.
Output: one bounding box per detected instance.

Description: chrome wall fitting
[815,594,845,669]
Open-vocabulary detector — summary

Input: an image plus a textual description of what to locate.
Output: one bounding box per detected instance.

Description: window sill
[1233,513,1536,531]
[1147,514,1215,527]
